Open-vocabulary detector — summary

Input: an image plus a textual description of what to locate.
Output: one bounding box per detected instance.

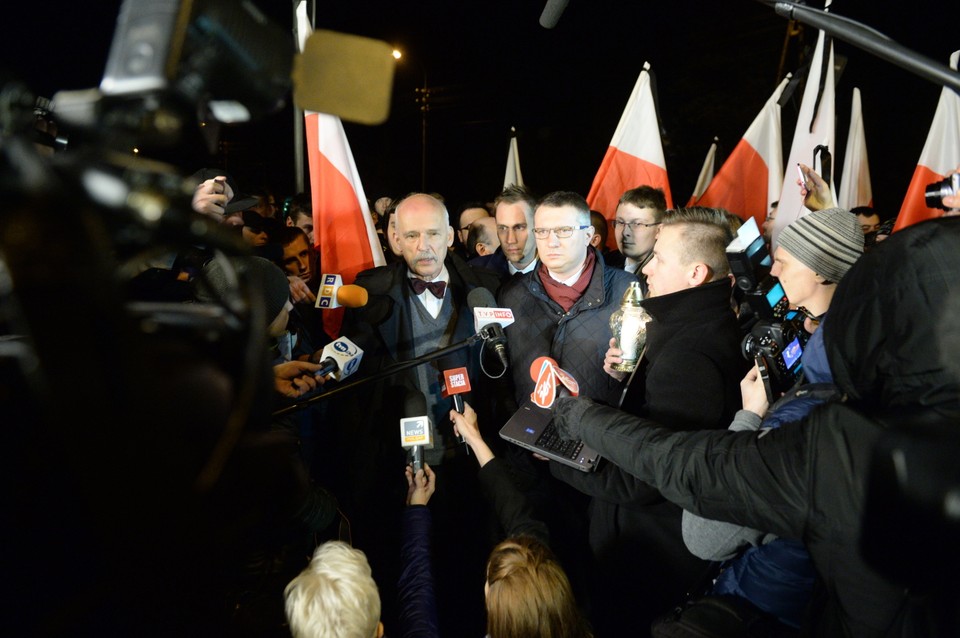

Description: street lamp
[393,48,429,192]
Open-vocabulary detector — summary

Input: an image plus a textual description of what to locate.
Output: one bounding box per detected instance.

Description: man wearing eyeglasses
[497,191,638,615]
[606,186,667,297]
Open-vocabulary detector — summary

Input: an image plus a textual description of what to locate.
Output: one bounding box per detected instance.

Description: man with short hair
[465,216,500,259]
[469,185,539,279]
[551,208,748,636]
[333,193,501,635]
[498,192,638,628]
[453,202,490,259]
[607,185,667,296]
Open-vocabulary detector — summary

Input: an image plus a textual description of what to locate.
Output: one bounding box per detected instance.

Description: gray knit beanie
[777,207,864,283]
[195,256,290,321]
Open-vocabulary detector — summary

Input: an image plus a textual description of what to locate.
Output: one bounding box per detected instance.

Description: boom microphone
[314,336,364,381]
[400,389,432,473]
[539,0,570,29]
[316,274,369,309]
[467,287,513,370]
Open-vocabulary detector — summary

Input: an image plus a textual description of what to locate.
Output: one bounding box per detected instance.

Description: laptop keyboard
[535,422,585,460]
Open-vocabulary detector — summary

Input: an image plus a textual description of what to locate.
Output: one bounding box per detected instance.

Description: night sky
[3,0,956,218]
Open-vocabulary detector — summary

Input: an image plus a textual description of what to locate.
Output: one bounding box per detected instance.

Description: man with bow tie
[329,192,503,634]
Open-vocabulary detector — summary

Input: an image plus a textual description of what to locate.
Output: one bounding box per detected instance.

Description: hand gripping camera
[741,312,809,399]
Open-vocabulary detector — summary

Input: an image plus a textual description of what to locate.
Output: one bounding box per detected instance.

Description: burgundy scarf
[539,249,596,312]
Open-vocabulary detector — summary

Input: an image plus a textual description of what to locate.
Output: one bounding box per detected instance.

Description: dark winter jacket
[498,247,637,408]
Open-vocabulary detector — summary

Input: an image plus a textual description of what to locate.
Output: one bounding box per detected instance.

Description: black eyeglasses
[532,225,591,239]
[612,220,660,230]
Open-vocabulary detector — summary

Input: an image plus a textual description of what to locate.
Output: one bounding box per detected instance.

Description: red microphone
[440,367,472,413]
[529,356,579,409]
[440,367,472,449]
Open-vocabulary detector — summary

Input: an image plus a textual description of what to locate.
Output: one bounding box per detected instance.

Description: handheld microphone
[314,336,364,381]
[400,389,432,473]
[439,367,471,413]
[440,367,471,449]
[316,274,369,309]
[468,287,513,370]
[529,356,580,408]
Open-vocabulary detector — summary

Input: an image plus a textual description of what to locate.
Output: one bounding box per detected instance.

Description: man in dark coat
[330,193,502,635]
[498,190,637,628]
[551,210,748,636]
[553,216,960,636]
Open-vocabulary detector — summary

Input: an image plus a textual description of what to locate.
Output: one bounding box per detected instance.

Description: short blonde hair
[284,541,381,638]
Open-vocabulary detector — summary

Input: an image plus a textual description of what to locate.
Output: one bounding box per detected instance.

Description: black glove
[552,395,594,440]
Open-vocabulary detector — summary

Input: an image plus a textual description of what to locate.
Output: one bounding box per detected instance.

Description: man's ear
[476,243,492,257]
[689,262,711,287]
[447,225,454,248]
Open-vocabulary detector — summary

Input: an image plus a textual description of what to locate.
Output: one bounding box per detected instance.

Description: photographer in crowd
[670,207,863,634]
[552,212,960,635]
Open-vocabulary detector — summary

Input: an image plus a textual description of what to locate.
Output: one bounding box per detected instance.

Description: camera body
[925,173,960,210]
[741,312,809,397]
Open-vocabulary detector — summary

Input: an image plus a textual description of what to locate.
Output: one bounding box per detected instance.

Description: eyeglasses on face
[532,225,591,239]
[612,219,660,230]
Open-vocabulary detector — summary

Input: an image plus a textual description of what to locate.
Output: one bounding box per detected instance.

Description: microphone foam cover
[336,284,369,308]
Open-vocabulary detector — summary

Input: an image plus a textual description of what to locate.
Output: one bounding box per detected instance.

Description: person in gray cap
[773,206,864,331]
[672,207,863,633]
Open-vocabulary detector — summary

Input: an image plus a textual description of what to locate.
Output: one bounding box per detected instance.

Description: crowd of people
[6,138,960,637]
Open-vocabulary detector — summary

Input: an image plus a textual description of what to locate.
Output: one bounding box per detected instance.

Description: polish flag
[838,88,873,209]
[892,50,960,232]
[504,126,524,187]
[773,29,836,250]
[694,76,790,228]
[686,137,718,206]
[587,62,673,251]
[296,2,386,339]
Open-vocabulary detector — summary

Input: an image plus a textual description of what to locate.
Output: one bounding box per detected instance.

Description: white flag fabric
[504,127,524,188]
[587,61,673,250]
[773,29,836,251]
[686,137,718,206]
[893,50,960,233]
[296,2,386,339]
[838,87,873,209]
[695,76,790,229]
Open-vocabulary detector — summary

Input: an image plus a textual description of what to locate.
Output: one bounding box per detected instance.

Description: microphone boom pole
[273,332,484,418]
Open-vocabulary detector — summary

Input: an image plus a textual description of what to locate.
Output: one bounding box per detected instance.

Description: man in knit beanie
[773,207,864,324]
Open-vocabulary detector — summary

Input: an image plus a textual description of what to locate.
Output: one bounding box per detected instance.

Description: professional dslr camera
[741,311,809,399]
[925,173,960,210]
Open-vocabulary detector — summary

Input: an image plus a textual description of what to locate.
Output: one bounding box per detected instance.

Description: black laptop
[499,399,602,472]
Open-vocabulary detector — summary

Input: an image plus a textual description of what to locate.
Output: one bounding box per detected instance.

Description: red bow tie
[409,278,446,299]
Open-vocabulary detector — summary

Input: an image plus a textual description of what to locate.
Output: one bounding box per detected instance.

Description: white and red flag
[296,2,386,339]
[695,76,790,228]
[686,137,718,206]
[892,50,960,232]
[587,62,673,250]
[838,87,873,209]
[773,28,836,250]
